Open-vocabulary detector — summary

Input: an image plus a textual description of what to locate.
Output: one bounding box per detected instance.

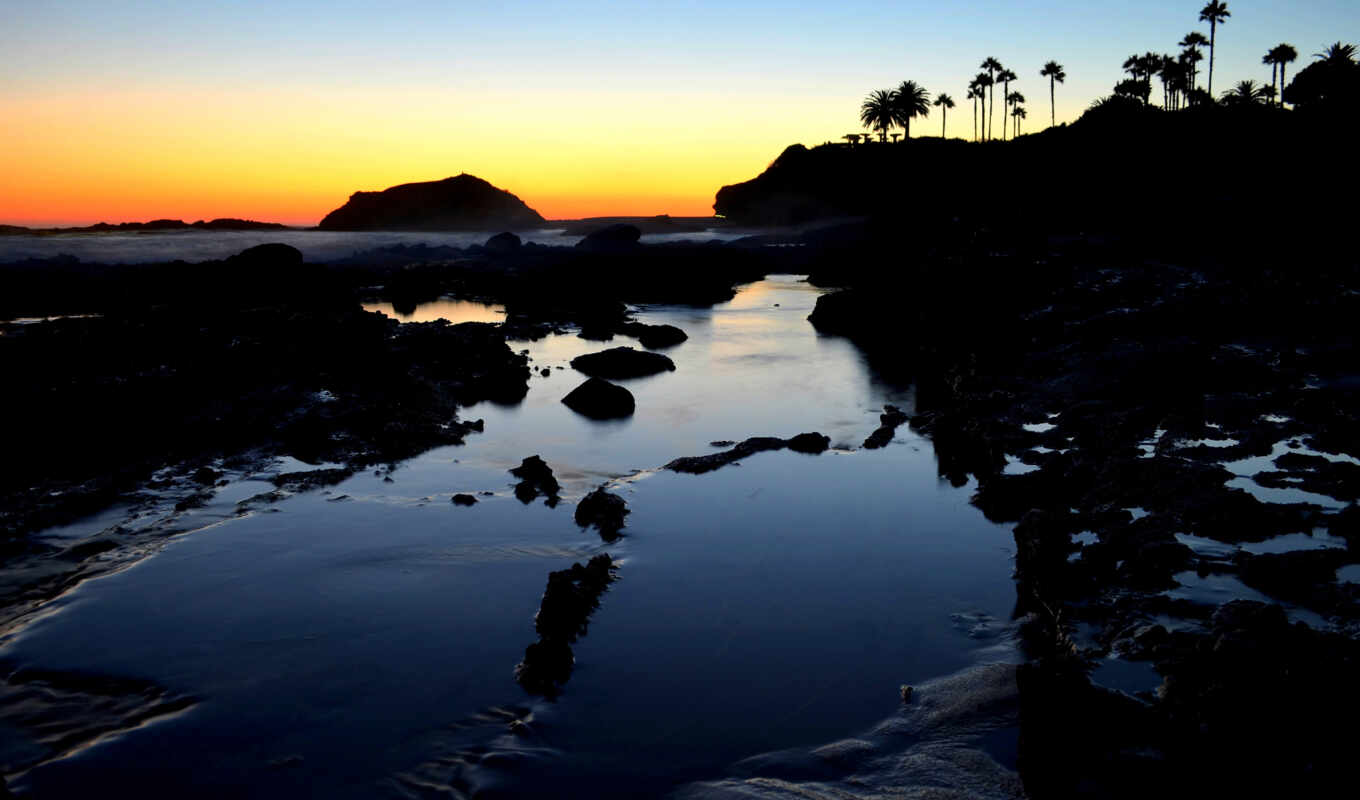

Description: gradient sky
[3,1,1355,225]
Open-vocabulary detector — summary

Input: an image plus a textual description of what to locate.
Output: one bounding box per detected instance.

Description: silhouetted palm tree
[980,57,1003,140]
[1180,32,1210,91]
[1273,44,1297,107]
[967,81,983,141]
[973,72,994,141]
[996,68,1017,139]
[860,90,896,141]
[1199,2,1231,97]
[893,81,931,140]
[1314,42,1357,65]
[1039,61,1066,127]
[933,93,955,138]
[1220,80,1270,106]
[1006,91,1025,128]
[1011,106,1027,137]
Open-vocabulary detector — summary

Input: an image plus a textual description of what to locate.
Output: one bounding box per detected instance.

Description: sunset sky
[3,1,1355,225]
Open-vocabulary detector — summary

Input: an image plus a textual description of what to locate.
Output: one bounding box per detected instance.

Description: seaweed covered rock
[574,488,629,540]
[570,347,676,379]
[514,554,617,697]
[561,377,635,419]
[510,455,560,506]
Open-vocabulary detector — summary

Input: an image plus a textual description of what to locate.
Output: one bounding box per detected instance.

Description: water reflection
[363,298,506,324]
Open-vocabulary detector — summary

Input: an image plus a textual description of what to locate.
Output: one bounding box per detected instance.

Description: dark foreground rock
[514,554,617,697]
[561,377,635,419]
[509,456,561,506]
[452,493,478,506]
[570,347,676,379]
[666,433,831,474]
[574,488,629,541]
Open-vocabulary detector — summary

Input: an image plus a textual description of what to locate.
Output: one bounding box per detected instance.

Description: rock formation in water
[317,174,544,231]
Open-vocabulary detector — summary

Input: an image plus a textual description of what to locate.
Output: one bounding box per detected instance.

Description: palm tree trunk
[987,87,993,141]
[1050,77,1055,128]
[1280,64,1288,107]
[941,109,946,139]
[1208,23,1217,97]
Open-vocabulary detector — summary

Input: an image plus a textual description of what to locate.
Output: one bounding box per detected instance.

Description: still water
[3,277,1020,797]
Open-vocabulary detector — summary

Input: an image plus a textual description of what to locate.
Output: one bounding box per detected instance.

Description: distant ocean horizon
[0,227,748,264]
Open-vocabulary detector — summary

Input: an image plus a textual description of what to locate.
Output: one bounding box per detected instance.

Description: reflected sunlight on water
[363,298,506,324]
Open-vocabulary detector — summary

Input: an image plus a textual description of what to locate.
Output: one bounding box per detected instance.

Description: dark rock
[576,324,615,341]
[618,322,688,349]
[514,554,617,697]
[666,434,830,474]
[318,174,544,231]
[192,467,221,485]
[452,493,477,506]
[484,231,522,253]
[561,377,635,419]
[574,487,629,540]
[787,432,831,454]
[510,456,560,506]
[710,440,736,447]
[570,347,675,379]
[575,223,641,253]
[539,367,551,377]
[863,404,910,449]
[225,242,303,269]
[272,468,354,492]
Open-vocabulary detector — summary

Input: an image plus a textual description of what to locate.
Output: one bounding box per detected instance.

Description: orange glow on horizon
[0,85,810,227]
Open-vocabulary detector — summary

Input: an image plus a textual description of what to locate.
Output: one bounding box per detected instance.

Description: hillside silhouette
[318,173,544,231]
[715,106,1351,238]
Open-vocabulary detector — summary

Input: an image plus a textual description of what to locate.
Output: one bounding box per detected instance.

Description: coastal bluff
[318,174,544,231]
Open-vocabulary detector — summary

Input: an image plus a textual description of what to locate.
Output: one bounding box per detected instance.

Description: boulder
[562,377,635,419]
[788,432,831,453]
[570,347,675,379]
[484,231,522,253]
[575,223,641,252]
[452,493,478,506]
[619,322,688,349]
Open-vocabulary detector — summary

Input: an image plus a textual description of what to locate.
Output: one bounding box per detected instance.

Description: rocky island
[317,173,545,231]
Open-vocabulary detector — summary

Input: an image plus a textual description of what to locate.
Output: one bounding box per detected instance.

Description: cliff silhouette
[714,107,1350,236]
[318,174,544,231]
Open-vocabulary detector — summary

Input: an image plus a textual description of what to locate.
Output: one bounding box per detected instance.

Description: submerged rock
[561,377,635,419]
[574,488,629,540]
[510,456,560,506]
[570,347,676,379]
